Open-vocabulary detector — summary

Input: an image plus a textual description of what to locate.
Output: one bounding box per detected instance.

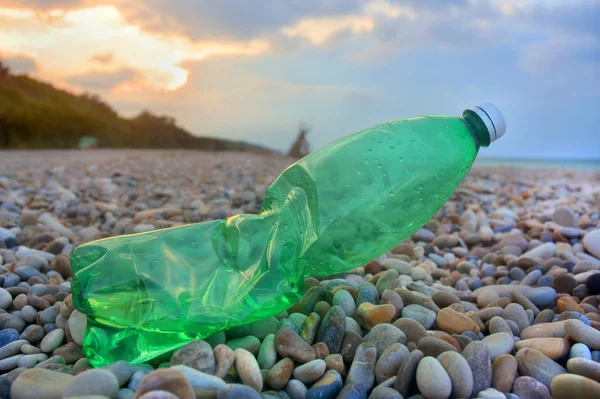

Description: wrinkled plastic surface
[71,115,479,366]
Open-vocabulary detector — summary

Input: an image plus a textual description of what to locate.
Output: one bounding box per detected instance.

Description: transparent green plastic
[71,113,488,366]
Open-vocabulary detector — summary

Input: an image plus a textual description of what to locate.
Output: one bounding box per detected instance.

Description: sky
[1,0,599,159]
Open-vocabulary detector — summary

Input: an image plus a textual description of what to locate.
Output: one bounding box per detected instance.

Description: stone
[393,318,428,344]
[462,341,492,396]
[481,333,514,361]
[313,342,329,359]
[293,359,326,384]
[0,354,24,371]
[315,306,346,354]
[62,369,120,398]
[567,357,600,380]
[216,384,262,398]
[52,342,84,364]
[285,379,308,399]
[67,310,87,346]
[515,348,567,388]
[345,343,376,397]
[520,321,567,340]
[134,368,194,399]
[10,368,73,399]
[234,348,262,392]
[299,313,321,345]
[375,269,400,295]
[170,364,227,393]
[418,336,458,358]
[0,314,25,333]
[375,343,409,384]
[401,304,436,329]
[436,308,480,335]
[340,331,362,364]
[362,323,406,358]
[257,334,276,369]
[355,302,396,330]
[565,319,600,349]
[306,370,342,399]
[553,275,578,294]
[394,349,423,397]
[355,283,380,306]
[275,328,316,364]
[104,361,133,387]
[169,340,215,374]
[570,342,592,360]
[437,350,473,399]
[226,336,261,356]
[214,344,236,379]
[380,289,404,320]
[17,353,48,368]
[138,391,179,399]
[324,354,345,377]
[514,338,570,360]
[503,303,530,332]
[550,374,600,399]
[491,354,517,393]
[582,229,600,259]
[266,358,294,390]
[416,357,452,399]
[512,376,551,399]
[0,288,12,310]
[431,291,461,309]
[40,329,64,353]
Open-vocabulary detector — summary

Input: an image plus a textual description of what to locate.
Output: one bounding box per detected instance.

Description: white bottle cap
[466,102,506,143]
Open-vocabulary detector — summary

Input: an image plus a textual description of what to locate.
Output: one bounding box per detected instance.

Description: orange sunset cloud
[0,5,269,92]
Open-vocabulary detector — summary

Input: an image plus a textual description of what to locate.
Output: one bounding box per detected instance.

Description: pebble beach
[1,149,600,399]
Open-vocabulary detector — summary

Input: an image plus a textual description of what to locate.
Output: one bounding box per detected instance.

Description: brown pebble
[213,344,235,379]
[355,302,396,330]
[324,354,345,377]
[134,369,194,399]
[312,342,330,359]
[266,358,294,390]
[557,296,585,313]
[551,374,600,399]
[436,308,480,335]
[514,338,570,360]
[275,328,316,364]
[492,354,517,393]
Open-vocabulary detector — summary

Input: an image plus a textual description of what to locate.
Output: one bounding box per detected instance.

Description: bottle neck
[462,110,491,148]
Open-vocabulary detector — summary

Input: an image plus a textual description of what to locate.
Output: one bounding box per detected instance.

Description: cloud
[0,54,38,74]
[0,5,269,92]
[66,68,136,90]
[90,52,114,64]
[117,0,365,41]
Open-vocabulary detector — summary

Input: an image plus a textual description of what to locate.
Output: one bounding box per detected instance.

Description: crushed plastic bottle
[71,103,506,366]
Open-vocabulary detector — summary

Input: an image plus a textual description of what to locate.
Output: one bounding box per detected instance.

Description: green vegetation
[0,67,271,152]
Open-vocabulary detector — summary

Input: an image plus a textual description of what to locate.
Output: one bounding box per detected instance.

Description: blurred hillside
[0,63,271,152]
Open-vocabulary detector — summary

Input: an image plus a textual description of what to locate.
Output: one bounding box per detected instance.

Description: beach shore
[1,150,600,399]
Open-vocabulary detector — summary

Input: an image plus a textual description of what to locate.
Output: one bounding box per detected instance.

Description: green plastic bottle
[71,103,506,366]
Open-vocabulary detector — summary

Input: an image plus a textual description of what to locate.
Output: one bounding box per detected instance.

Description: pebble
[463,341,492,396]
[394,349,423,397]
[135,368,194,399]
[226,335,261,356]
[514,337,570,360]
[564,319,600,349]
[293,359,326,384]
[104,360,133,387]
[299,313,321,344]
[583,229,600,259]
[551,374,600,399]
[266,358,294,390]
[0,288,12,310]
[10,368,74,399]
[512,376,551,399]
[437,350,473,399]
[275,328,316,364]
[567,357,600,380]
[362,323,406,358]
[436,308,480,335]
[569,342,592,360]
[169,340,215,374]
[170,364,227,391]
[344,343,376,397]
[286,379,308,399]
[17,353,48,368]
[62,369,120,398]
[516,348,567,388]
[375,343,409,384]
[394,318,428,344]
[216,383,261,398]
[355,303,396,330]
[306,370,342,399]
[315,305,346,354]
[234,348,262,392]
[481,333,514,361]
[416,357,452,399]
[67,310,87,346]
[401,304,436,329]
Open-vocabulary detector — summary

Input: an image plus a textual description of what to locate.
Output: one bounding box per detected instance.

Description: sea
[474,158,600,170]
